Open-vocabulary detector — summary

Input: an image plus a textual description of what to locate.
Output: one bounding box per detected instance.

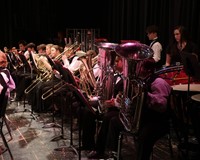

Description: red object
[120,40,140,44]
[159,69,199,85]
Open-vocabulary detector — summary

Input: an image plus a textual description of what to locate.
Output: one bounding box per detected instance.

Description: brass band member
[14,42,39,102]
[93,60,172,160]
[62,44,82,73]
[37,44,46,56]
[18,40,27,55]
[37,44,83,112]
[30,44,63,112]
[80,56,123,152]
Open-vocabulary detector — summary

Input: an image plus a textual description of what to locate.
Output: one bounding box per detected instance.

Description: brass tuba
[115,42,154,134]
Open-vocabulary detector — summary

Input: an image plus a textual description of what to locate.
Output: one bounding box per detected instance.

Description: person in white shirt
[62,44,82,73]
[146,25,163,69]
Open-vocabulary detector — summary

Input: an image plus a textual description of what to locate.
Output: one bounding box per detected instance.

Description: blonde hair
[0,51,8,68]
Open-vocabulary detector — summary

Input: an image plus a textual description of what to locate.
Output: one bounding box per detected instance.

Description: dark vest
[150,38,164,69]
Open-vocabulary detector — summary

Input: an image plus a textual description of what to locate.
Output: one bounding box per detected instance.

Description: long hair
[174,25,191,43]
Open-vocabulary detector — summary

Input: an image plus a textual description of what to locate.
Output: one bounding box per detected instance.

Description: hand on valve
[104,92,123,108]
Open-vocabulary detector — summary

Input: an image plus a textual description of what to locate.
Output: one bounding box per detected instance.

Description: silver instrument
[95,42,118,101]
[115,42,153,133]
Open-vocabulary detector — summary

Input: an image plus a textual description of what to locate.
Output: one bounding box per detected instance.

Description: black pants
[107,112,169,160]
[95,108,119,153]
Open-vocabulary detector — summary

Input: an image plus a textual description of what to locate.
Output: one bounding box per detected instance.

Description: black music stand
[14,54,38,120]
[180,52,200,157]
[181,52,200,97]
[53,82,96,160]
[43,65,79,141]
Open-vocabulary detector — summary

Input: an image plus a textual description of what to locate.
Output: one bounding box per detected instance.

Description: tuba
[95,42,118,101]
[115,42,154,134]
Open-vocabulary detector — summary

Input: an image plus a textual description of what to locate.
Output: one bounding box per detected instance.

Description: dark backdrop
[1,0,200,52]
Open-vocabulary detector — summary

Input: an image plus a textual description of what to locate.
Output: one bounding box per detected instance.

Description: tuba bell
[115,42,154,134]
[95,42,118,101]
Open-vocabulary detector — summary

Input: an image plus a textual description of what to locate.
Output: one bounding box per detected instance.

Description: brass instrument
[6,51,24,70]
[95,42,118,101]
[41,66,78,100]
[41,45,82,100]
[24,54,53,94]
[115,42,154,134]
[54,43,81,61]
[4,51,18,70]
[41,79,65,100]
[78,50,97,96]
[24,69,52,94]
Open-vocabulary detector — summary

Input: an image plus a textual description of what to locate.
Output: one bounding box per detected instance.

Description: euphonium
[115,42,154,134]
[78,50,97,96]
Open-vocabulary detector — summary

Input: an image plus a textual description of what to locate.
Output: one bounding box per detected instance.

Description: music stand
[181,52,200,97]
[180,51,200,157]
[18,54,31,73]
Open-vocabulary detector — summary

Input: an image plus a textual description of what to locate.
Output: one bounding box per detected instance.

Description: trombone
[54,42,80,61]
[41,80,65,100]
[24,70,52,94]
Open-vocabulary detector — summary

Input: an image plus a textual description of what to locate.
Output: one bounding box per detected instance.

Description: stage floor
[1,100,199,160]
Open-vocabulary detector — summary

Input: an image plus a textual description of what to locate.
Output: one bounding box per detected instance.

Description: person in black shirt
[165,25,199,66]
[81,56,123,152]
